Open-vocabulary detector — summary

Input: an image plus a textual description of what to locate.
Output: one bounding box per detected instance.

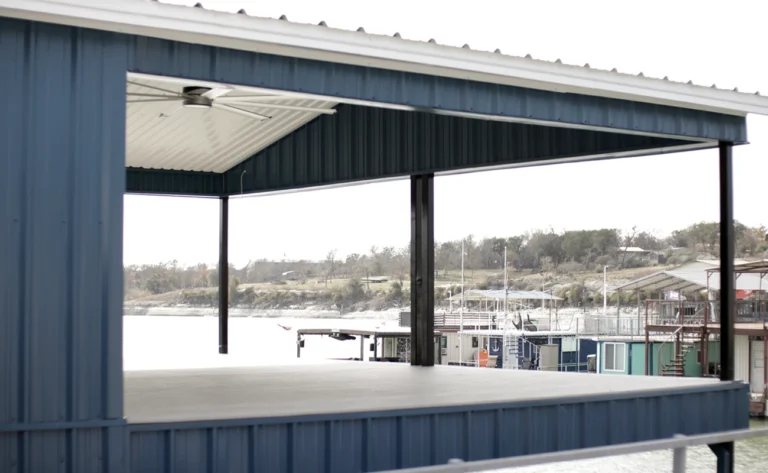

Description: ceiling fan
[126,80,337,121]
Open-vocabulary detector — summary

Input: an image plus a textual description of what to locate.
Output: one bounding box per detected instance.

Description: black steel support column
[219,196,229,354]
[410,174,435,366]
[715,140,735,472]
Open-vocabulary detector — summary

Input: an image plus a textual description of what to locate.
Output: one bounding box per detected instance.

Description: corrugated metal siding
[126,168,224,196]
[127,382,749,473]
[128,36,748,143]
[735,335,750,383]
[225,104,690,194]
[0,18,128,472]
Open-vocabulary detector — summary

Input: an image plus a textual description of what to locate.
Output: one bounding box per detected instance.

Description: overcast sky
[124,0,768,267]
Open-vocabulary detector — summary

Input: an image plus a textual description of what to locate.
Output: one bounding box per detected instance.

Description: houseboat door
[751,338,765,394]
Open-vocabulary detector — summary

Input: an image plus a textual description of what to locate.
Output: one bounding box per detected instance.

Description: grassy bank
[125,265,670,311]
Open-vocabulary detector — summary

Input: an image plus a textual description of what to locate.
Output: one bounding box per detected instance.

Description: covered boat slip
[125,362,748,472]
[2,1,768,472]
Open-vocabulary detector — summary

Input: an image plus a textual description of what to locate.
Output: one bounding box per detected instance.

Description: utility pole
[603,265,609,318]
[460,239,465,363]
[504,246,508,321]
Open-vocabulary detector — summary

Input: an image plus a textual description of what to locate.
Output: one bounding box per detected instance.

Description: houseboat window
[441,336,447,348]
[604,342,626,372]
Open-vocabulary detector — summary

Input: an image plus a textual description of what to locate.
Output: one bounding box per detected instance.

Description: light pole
[448,290,452,313]
[603,265,609,318]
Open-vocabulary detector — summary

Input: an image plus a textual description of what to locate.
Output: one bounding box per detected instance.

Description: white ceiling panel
[125,77,338,173]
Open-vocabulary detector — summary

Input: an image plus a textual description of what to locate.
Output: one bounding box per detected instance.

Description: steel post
[218,196,229,354]
[672,435,687,473]
[410,174,435,366]
[717,141,735,472]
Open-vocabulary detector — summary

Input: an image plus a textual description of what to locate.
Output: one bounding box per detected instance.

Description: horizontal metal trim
[4,1,768,116]
[0,418,128,433]
[126,167,224,196]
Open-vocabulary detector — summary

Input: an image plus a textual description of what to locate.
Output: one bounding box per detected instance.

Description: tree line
[125,221,768,297]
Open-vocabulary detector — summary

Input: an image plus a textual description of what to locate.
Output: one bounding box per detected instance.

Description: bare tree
[324,250,337,287]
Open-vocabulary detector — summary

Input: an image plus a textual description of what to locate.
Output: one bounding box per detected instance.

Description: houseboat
[296,326,442,363]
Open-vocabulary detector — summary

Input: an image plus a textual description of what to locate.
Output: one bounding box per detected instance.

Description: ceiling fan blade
[212,103,270,120]
[127,80,181,96]
[128,98,182,103]
[202,88,232,100]
[215,101,336,114]
[215,95,297,102]
[127,93,179,99]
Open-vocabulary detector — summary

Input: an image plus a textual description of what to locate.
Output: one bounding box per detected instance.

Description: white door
[735,335,750,383]
[751,339,765,394]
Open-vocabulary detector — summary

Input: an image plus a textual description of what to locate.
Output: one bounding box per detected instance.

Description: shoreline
[123,306,403,319]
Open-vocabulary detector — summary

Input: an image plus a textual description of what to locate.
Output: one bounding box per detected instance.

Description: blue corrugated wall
[126,383,749,473]
[127,37,747,144]
[224,104,689,195]
[0,19,129,472]
[0,15,754,473]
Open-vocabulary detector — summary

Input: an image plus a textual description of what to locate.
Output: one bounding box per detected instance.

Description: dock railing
[378,428,768,473]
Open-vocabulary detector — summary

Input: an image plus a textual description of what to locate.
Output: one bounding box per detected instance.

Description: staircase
[503,333,520,369]
[661,341,695,377]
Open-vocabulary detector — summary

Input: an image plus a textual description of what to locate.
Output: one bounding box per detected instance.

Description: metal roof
[3,0,768,117]
[616,260,768,292]
[706,259,768,275]
[297,327,441,337]
[126,75,338,172]
[461,289,563,301]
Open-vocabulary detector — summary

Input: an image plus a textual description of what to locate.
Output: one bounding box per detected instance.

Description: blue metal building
[1,1,767,472]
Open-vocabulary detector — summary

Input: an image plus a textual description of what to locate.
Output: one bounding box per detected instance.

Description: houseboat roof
[453,289,563,301]
[460,329,577,337]
[615,260,768,293]
[297,327,440,338]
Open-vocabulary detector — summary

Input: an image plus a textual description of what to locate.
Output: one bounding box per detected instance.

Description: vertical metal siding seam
[324,421,332,473]
[209,427,217,473]
[66,26,78,429]
[493,409,502,458]
[167,429,175,473]
[287,422,294,473]
[430,414,437,464]
[246,425,255,473]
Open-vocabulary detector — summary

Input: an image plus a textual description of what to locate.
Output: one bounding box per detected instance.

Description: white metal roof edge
[2,0,768,117]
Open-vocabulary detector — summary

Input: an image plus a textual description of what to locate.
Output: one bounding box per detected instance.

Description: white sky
[124,0,768,267]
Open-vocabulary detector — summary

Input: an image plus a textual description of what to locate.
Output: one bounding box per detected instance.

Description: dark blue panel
[0,17,128,473]
[128,37,747,143]
[225,104,693,195]
[126,382,749,473]
[126,168,223,196]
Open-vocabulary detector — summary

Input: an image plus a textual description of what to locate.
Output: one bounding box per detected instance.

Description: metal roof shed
[0,1,764,472]
[616,260,768,292]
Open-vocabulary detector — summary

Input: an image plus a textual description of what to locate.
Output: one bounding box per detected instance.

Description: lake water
[124,315,767,472]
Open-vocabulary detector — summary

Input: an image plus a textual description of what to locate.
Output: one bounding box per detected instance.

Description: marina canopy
[456,289,564,301]
[616,260,768,293]
[2,1,766,472]
[3,1,768,198]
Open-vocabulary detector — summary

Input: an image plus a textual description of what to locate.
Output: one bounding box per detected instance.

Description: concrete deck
[124,361,723,424]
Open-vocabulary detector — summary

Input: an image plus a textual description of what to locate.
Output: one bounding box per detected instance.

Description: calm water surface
[124,316,767,472]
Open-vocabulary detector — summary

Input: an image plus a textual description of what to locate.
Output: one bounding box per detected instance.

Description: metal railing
[378,428,768,473]
[644,300,768,326]
[582,316,644,337]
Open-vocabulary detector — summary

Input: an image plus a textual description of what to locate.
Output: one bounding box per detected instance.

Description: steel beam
[219,196,229,354]
[410,174,435,366]
[717,140,735,472]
